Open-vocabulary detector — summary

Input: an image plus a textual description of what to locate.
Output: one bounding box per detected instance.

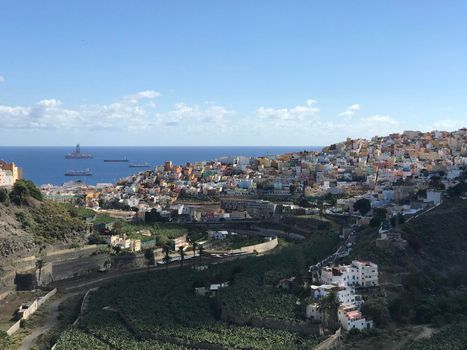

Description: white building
[208,230,228,240]
[321,260,379,288]
[305,303,323,322]
[310,285,362,306]
[338,304,373,331]
[425,190,442,205]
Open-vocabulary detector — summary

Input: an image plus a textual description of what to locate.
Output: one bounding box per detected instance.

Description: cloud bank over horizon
[0,90,465,146]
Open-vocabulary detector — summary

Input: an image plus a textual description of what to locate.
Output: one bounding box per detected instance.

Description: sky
[0,0,466,146]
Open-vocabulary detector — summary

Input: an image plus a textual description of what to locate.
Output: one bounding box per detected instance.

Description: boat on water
[129,163,151,168]
[103,158,129,162]
[65,144,93,159]
[64,169,92,176]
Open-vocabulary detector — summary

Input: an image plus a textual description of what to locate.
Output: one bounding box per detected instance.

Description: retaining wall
[207,237,279,255]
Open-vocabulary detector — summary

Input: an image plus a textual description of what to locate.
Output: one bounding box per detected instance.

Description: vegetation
[353,198,371,216]
[12,201,87,243]
[8,179,43,205]
[350,198,467,326]
[29,202,87,243]
[220,277,303,322]
[54,230,340,349]
[402,322,467,350]
[62,203,95,220]
[0,188,8,203]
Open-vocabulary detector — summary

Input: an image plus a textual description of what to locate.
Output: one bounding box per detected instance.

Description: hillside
[342,197,467,349]
[0,182,88,259]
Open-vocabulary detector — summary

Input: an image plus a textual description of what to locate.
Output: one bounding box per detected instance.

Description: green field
[54,231,339,349]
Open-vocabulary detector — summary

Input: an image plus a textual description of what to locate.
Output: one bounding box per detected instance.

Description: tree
[191,241,198,257]
[373,208,387,219]
[198,245,205,266]
[0,188,8,203]
[112,220,124,234]
[35,259,44,286]
[145,209,167,223]
[178,246,185,268]
[317,200,324,221]
[369,217,382,227]
[113,245,122,255]
[361,298,390,327]
[319,291,340,332]
[144,249,153,273]
[163,245,171,270]
[353,198,371,216]
[9,181,30,205]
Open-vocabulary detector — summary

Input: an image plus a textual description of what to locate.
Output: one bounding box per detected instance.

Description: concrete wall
[6,288,57,336]
[208,237,279,255]
[37,288,57,307]
[235,227,305,241]
[6,320,21,336]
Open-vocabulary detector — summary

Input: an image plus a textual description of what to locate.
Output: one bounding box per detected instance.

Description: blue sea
[0,146,321,186]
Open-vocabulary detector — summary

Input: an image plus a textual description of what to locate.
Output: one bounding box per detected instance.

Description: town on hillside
[1,128,466,349]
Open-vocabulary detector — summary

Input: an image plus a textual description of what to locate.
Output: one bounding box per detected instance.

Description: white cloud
[338,103,360,117]
[361,114,397,125]
[256,100,319,124]
[38,99,62,108]
[163,102,235,128]
[430,119,466,131]
[124,90,161,103]
[0,92,161,130]
[0,75,5,83]
[0,92,236,134]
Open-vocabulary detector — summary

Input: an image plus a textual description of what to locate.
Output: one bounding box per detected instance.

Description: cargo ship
[64,169,92,176]
[65,144,93,159]
[103,158,129,162]
[129,163,151,168]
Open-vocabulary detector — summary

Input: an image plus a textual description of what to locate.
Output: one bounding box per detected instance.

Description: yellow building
[0,161,23,187]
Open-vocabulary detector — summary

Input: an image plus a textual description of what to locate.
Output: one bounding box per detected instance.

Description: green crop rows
[55,234,338,349]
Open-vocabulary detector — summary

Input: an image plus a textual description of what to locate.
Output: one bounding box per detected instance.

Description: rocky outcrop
[0,204,37,259]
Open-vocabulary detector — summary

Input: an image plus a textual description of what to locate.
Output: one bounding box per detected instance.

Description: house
[338,304,373,331]
[310,284,362,306]
[306,303,323,322]
[425,190,442,205]
[195,281,229,297]
[208,230,229,240]
[321,260,379,288]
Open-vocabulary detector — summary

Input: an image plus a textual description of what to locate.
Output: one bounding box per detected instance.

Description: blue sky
[0,0,466,146]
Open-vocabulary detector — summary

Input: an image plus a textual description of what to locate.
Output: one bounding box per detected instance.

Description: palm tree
[318,200,324,221]
[163,245,171,270]
[178,246,185,268]
[144,249,153,273]
[319,291,340,333]
[198,245,204,266]
[35,259,44,286]
[191,241,198,257]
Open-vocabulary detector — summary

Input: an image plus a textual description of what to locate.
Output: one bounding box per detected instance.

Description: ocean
[0,146,321,186]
